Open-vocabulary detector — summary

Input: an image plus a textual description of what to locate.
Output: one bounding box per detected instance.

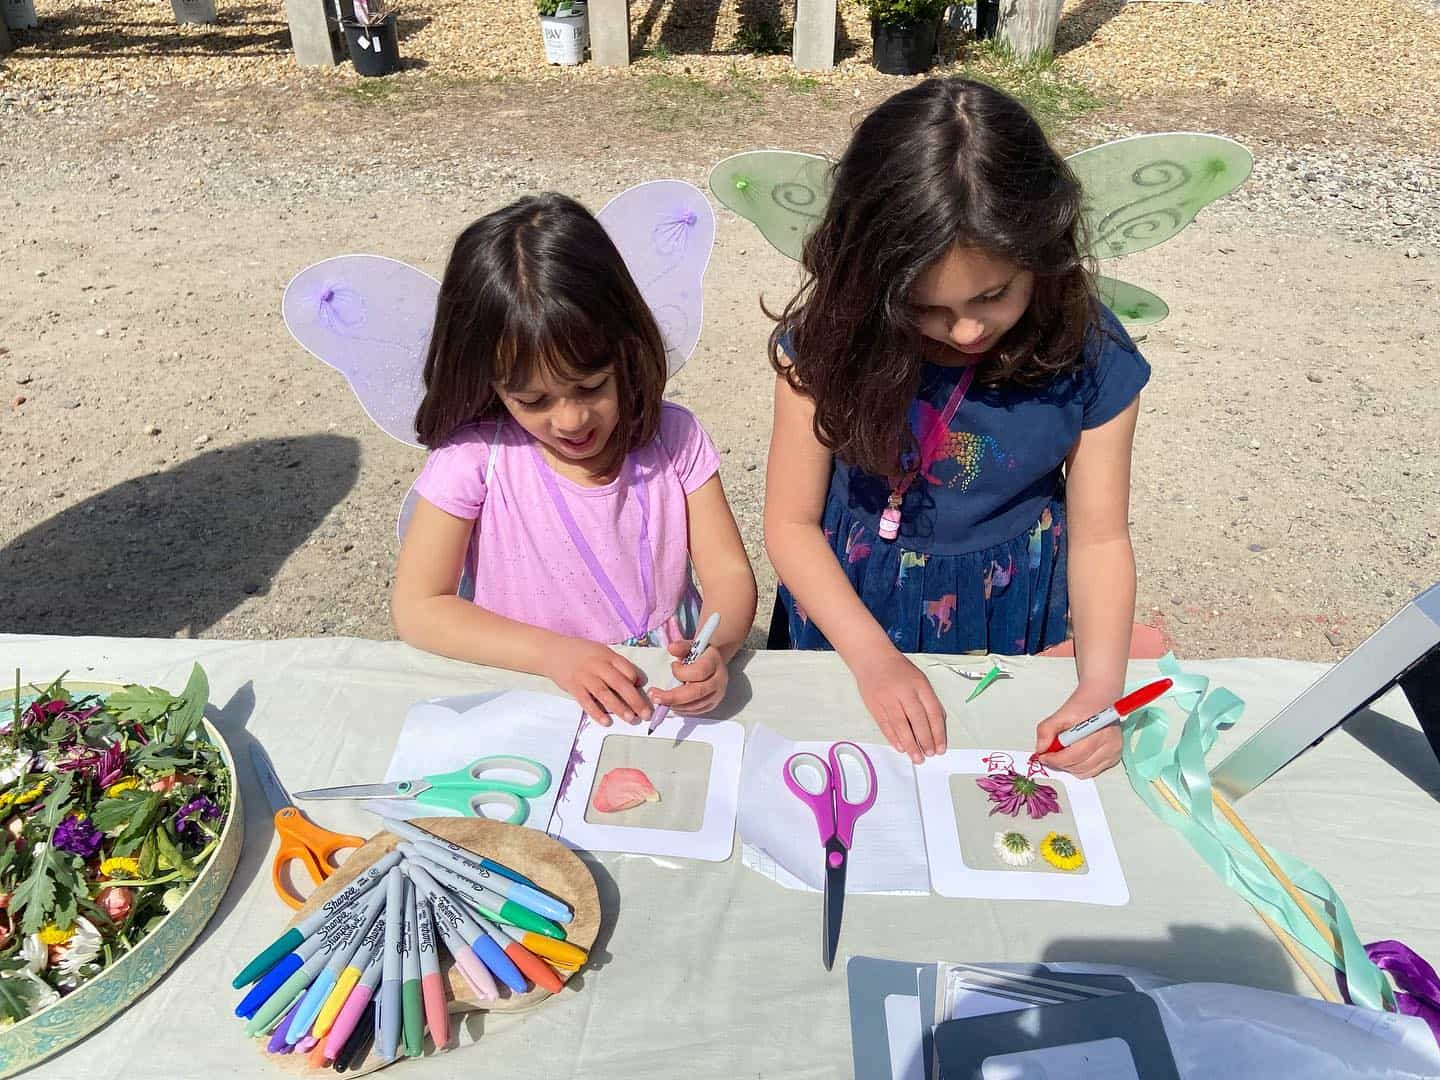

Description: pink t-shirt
[413,403,720,646]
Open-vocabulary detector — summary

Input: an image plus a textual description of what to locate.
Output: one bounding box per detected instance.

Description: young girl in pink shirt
[391,194,757,726]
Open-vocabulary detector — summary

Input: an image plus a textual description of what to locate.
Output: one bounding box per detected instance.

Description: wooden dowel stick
[1150,778,1342,1004]
[1209,788,1343,962]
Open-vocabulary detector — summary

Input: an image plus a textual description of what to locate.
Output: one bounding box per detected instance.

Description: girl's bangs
[492,297,616,391]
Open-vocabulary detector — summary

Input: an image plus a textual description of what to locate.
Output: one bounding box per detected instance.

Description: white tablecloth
[6,634,1436,1079]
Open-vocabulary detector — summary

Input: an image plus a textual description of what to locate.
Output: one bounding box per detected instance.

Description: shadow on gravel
[0,435,359,639]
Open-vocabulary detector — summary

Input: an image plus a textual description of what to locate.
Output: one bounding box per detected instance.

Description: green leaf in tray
[12,846,60,934]
[103,684,182,727]
[37,772,75,828]
[164,664,210,746]
[90,788,160,835]
[0,971,54,1024]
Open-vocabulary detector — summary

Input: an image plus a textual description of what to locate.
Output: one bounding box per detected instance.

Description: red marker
[1044,678,1173,754]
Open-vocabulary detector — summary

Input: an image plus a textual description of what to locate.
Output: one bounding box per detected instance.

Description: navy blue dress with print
[774,305,1151,656]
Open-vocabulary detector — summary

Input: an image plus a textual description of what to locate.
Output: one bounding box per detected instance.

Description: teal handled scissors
[292,755,552,825]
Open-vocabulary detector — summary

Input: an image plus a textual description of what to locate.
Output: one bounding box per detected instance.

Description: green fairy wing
[1095,276,1168,326]
[1066,132,1253,260]
[708,150,832,262]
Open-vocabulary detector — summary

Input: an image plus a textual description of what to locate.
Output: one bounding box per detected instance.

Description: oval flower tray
[0,682,244,1079]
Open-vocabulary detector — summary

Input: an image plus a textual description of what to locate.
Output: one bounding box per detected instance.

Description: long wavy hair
[415,193,668,462]
[769,77,1098,477]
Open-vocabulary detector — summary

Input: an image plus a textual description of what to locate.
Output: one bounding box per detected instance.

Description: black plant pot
[343,14,401,77]
[870,18,937,76]
[975,0,999,40]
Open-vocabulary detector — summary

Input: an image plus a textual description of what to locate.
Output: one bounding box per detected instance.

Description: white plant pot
[539,6,587,65]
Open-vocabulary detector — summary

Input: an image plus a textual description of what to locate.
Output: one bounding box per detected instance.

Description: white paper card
[364,690,581,829]
[549,714,744,862]
[980,1038,1140,1079]
[737,724,930,895]
[885,994,926,1080]
[915,750,1128,905]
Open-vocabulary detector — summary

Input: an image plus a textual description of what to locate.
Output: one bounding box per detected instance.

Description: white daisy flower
[993,830,1036,867]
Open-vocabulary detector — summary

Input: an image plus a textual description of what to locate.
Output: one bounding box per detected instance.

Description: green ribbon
[1121,655,1395,1012]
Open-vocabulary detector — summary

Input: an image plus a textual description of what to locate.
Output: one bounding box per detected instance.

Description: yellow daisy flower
[13,779,50,807]
[1039,832,1085,872]
[104,778,141,797]
[37,924,73,946]
[100,857,141,879]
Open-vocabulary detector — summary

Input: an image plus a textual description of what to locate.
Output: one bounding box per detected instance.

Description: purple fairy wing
[282,254,439,448]
[597,180,715,378]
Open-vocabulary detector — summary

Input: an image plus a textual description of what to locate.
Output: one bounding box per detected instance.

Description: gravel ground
[1,80,1435,662]
[3,0,1438,147]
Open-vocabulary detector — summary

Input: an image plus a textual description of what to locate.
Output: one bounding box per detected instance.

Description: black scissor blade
[823,843,848,971]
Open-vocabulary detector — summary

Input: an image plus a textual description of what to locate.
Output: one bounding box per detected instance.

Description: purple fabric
[1367,940,1440,1044]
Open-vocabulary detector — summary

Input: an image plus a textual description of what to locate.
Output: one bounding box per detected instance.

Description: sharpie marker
[323,948,384,1062]
[233,850,402,988]
[312,917,386,1042]
[376,867,405,1062]
[401,881,423,1057]
[382,817,536,888]
[487,918,588,972]
[265,989,310,1053]
[1044,678,1173,754]
[398,844,563,939]
[402,834,572,924]
[244,900,373,1040]
[414,890,449,1050]
[284,883,389,1045]
[647,612,721,734]
[408,864,527,994]
[407,869,498,1001]
[332,998,377,1073]
[473,910,564,994]
[237,909,358,1018]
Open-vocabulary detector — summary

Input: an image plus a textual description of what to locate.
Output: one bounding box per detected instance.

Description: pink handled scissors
[782,741,878,971]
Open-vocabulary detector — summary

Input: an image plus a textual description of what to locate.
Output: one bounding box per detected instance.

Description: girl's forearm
[766,521,896,669]
[695,564,757,662]
[1066,535,1136,696]
[392,594,565,678]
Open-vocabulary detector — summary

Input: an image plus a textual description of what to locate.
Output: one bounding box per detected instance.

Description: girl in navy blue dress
[764,78,1150,778]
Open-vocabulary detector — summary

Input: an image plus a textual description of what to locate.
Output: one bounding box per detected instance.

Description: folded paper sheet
[738,724,930,895]
[364,690,581,829]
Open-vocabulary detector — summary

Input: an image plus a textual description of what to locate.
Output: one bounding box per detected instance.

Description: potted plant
[867,0,946,75]
[342,0,402,78]
[536,0,588,66]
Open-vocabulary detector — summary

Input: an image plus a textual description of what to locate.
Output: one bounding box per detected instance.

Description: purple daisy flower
[53,815,104,859]
[976,770,1061,819]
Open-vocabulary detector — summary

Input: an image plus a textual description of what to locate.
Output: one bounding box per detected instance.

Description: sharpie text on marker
[1045,678,1173,754]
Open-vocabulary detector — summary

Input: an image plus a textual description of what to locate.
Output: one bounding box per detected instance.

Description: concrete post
[170,0,218,23]
[589,0,629,66]
[2,0,37,31]
[285,0,344,65]
[793,0,835,70]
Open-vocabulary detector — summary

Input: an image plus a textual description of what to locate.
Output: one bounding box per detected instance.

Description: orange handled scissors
[249,743,366,909]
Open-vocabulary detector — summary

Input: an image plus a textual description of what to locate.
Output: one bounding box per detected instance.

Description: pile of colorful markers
[230,818,587,1072]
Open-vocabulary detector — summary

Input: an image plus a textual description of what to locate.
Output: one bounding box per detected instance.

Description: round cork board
[258,818,599,1074]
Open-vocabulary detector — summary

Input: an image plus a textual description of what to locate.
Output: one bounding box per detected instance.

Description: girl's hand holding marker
[544,637,654,727]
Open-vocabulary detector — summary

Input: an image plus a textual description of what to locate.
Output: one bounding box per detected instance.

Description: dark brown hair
[770,77,1098,477]
[415,193,668,457]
